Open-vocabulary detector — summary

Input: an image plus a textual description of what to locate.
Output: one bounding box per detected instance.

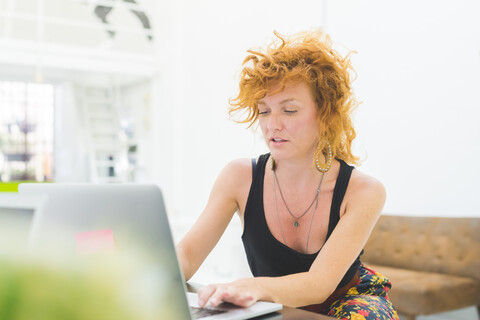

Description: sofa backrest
[362,215,480,281]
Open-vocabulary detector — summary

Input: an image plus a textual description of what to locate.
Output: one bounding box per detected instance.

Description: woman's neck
[271,157,317,183]
[270,155,339,187]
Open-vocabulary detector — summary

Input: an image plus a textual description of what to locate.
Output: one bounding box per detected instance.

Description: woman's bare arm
[176,159,251,281]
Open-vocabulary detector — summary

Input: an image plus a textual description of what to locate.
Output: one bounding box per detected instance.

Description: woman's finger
[197,284,217,307]
[208,286,230,307]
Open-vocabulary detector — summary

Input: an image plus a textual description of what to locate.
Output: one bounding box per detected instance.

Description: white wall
[325,0,480,217]
[152,0,480,221]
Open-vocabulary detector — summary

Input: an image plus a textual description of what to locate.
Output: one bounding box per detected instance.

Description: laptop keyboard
[190,306,227,319]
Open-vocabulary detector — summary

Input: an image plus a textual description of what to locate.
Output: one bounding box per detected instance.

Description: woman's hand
[197,278,262,308]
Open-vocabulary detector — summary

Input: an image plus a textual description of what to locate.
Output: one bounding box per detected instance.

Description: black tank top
[241,153,362,289]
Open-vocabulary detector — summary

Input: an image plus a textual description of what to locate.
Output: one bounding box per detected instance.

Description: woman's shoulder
[336,166,386,220]
[222,153,268,176]
[218,158,255,186]
[223,158,252,174]
[347,167,386,204]
[216,158,256,204]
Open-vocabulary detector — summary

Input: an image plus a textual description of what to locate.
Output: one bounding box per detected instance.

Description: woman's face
[258,81,320,162]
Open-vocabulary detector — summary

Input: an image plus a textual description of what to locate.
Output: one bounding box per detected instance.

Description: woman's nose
[267,114,282,131]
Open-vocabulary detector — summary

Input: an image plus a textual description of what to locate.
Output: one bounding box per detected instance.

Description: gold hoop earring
[315,142,332,173]
[270,156,276,171]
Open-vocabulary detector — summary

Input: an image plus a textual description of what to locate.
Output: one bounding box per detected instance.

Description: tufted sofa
[362,214,480,320]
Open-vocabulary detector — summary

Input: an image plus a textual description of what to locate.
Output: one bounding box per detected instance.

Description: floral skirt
[327,265,399,320]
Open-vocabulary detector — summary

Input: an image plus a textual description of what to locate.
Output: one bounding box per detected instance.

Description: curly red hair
[229,30,360,165]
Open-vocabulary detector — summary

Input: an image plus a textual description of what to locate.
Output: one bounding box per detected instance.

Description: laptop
[19,183,282,320]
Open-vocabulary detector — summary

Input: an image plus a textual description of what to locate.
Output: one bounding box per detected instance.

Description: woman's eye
[285,110,297,114]
[258,110,269,115]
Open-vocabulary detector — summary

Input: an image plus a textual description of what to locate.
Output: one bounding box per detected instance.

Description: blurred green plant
[0,258,136,320]
[0,252,176,320]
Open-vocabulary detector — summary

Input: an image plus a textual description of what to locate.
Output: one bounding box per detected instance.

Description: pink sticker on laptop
[75,229,116,255]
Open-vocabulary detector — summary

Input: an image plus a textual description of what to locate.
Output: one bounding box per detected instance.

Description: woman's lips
[270,138,288,145]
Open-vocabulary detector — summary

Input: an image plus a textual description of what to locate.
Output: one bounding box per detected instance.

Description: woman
[176,30,399,319]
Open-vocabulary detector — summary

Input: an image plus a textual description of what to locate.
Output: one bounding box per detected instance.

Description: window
[0,81,54,182]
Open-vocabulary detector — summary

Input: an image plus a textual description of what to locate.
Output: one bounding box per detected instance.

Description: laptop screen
[0,193,46,250]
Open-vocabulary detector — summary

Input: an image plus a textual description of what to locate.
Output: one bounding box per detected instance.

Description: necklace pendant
[294,221,299,228]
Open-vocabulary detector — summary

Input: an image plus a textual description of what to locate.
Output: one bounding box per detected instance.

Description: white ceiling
[0,0,156,52]
[0,0,158,82]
